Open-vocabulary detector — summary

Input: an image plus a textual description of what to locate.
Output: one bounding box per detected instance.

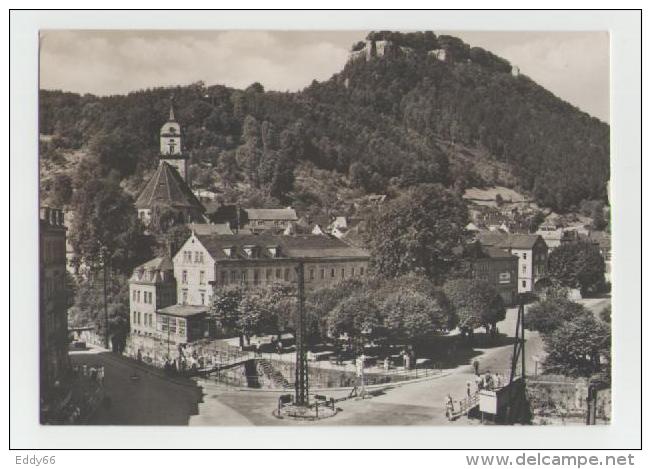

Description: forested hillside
[39,31,610,213]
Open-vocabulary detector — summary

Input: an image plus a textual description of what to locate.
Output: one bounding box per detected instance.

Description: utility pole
[294,261,309,406]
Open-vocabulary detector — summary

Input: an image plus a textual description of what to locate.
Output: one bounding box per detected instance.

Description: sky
[39,30,610,122]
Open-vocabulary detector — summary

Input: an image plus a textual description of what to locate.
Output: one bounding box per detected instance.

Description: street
[70,351,203,425]
[72,296,609,426]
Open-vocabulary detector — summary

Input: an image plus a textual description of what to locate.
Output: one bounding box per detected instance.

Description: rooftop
[195,233,370,261]
[158,304,209,318]
[135,162,205,212]
[245,208,298,221]
[477,231,543,250]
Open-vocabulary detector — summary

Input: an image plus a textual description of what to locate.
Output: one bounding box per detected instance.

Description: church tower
[159,98,189,182]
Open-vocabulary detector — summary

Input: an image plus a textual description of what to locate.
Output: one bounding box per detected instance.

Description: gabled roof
[135,162,205,212]
[194,233,369,261]
[245,208,298,221]
[477,231,544,250]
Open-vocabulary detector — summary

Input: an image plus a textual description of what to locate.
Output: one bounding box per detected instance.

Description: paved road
[190,306,545,426]
[70,352,203,425]
[75,297,601,426]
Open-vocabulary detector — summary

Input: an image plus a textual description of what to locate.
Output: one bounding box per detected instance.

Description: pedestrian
[473,359,480,376]
[383,357,390,373]
[466,381,472,398]
[445,394,455,420]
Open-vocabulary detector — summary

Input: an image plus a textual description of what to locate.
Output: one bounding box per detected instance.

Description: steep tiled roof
[195,233,369,261]
[136,256,174,271]
[135,162,205,212]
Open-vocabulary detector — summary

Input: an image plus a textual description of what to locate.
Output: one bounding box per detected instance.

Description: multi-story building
[478,232,548,293]
[464,242,519,305]
[173,231,370,305]
[128,231,370,345]
[129,256,177,338]
[39,206,70,421]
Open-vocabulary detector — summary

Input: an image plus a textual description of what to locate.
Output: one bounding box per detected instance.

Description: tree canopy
[365,183,469,281]
[443,278,506,332]
[547,241,606,296]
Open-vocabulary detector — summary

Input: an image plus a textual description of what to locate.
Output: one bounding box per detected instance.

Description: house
[156,304,210,344]
[129,256,177,338]
[478,232,548,293]
[464,242,519,306]
[243,207,298,233]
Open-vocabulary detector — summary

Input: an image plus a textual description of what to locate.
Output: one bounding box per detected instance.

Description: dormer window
[223,247,233,258]
[268,246,279,258]
[243,245,256,258]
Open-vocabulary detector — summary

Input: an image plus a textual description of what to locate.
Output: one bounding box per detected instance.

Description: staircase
[257,359,291,389]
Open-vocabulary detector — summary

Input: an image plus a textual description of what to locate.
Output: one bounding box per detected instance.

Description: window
[137,311,141,325]
[221,271,227,285]
[195,251,201,263]
[132,311,137,325]
[200,292,205,305]
[241,270,248,283]
[523,253,527,260]
[320,268,325,279]
[522,265,527,274]
[284,268,290,281]
[132,290,136,302]
[341,268,345,279]
[266,269,272,281]
[521,280,526,288]
[160,315,169,332]
[275,268,282,279]
[178,319,186,337]
[309,269,315,281]
[360,267,365,276]
[182,289,188,304]
[169,318,177,334]
[331,268,335,278]
[182,270,187,284]
[136,290,141,303]
[351,267,356,276]
[199,271,205,285]
[231,271,237,283]
[254,270,260,285]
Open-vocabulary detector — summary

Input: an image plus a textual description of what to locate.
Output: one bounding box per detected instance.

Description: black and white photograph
[9,7,643,455]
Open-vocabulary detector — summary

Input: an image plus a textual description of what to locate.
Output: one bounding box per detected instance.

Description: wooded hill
[39,31,610,213]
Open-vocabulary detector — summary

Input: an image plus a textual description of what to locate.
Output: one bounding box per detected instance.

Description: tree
[326,292,384,354]
[543,314,610,378]
[49,173,73,208]
[525,298,592,335]
[210,287,244,344]
[443,279,506,334]
[69,169,153,274]
[548,241,606,296]
[365,184,469,281]
[381,290,450,350]
[591,202,608,231]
